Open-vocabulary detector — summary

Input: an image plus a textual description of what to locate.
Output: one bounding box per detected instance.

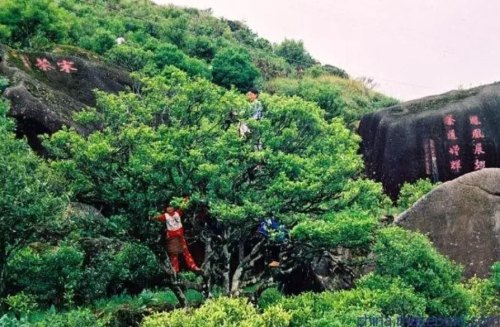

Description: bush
[464,263,500,319]
[0,76,9,92]
[114,243,160,290]
[258,287,283,310]
[0,0,71,48]
[142,297,260,327]
[93,290,179,326]
[277,291,382,327]
[6,245,84,307]
[264,75,396,125]
[3,292,38,316]
[32,308,102,327]
[106,44,154,71]
[397,178,437,211]
[185,35,216,61]
[212,47,260,91]
[372,227,468,316]
[291,210,378,249]
[356,274,427,316]
[76,242,161,303]
[274,39,316,69]
[79,28,116,55]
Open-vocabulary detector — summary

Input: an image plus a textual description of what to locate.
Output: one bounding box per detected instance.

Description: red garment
[155,210,199,272]
[167,228,198,272]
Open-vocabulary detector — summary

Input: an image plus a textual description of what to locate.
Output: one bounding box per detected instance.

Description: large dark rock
[358,83,500,198]
[0,45,134,152]
[396,168,500,278]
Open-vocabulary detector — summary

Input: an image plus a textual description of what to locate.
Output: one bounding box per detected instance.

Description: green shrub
[372,227,468,316]
[93,290,178,327]
[274,39,316,69]
[492,262,500,289]
[258,287,283,310]
[141,297,260,327]
[185,35,216,61]
[76,242,161,303]
[264,75,395,125]
[0,76,9,92]
[79,28,116,54]
[397,179,437,210]
[106,44,154,71]
[6,245,84,307]
[291,210,378,249]
[185,289,204,306]
[32,308,102,327]
[212,47,260,91]
[356,274,427,316]
[0,314,30,327]
[260,305,291,327]
[464,263,500,319]
[114,243,160,289]
[277,291,382,327]
[3,292,38,316]
[0,0,71,48]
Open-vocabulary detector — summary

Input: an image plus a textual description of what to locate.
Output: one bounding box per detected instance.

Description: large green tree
[43,67,386,298]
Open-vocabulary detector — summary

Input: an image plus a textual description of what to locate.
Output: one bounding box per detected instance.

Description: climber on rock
[152,196,202,274]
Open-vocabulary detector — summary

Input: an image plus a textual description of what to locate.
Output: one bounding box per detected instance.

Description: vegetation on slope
[0,0,497,326]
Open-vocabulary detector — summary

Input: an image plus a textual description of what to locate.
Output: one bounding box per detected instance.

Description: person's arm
[176,196,190,216]
[151,213,166,222]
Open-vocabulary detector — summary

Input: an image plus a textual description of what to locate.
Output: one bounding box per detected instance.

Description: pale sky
[153,0,500,101]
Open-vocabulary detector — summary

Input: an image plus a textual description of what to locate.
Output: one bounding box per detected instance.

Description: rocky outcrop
[0,45,134,152]
[358,83,500,198]
[396,168,500,278]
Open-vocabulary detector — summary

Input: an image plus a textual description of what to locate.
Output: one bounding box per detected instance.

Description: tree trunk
[230,240,245,295]
[201,234,212,298]
[222,242,231,295]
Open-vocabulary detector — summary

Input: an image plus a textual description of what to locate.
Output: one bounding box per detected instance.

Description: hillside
[0,1,498,326]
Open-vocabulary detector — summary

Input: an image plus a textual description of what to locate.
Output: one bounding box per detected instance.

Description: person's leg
[179,235,200,271]
[169,253,180,272]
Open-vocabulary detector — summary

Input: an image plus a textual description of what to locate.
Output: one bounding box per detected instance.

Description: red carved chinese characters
[450,160,462,173]
[474,159,486,170]
[471,128,484,140]
[469,115,486,171]
[447,129,458,141]
[473,143,485,155]
[57,60,77,73]
[35,58,54,71]
[442,114,461,174]
[443,114,456,126]
[448,144,460,156]
[469,115,481,125]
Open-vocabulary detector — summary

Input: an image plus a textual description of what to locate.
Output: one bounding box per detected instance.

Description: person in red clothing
[152,198,201,273]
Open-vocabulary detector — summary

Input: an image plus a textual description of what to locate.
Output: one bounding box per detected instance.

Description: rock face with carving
[0,44,134,153]
[358,83,500,198]
[396,168,500,278]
